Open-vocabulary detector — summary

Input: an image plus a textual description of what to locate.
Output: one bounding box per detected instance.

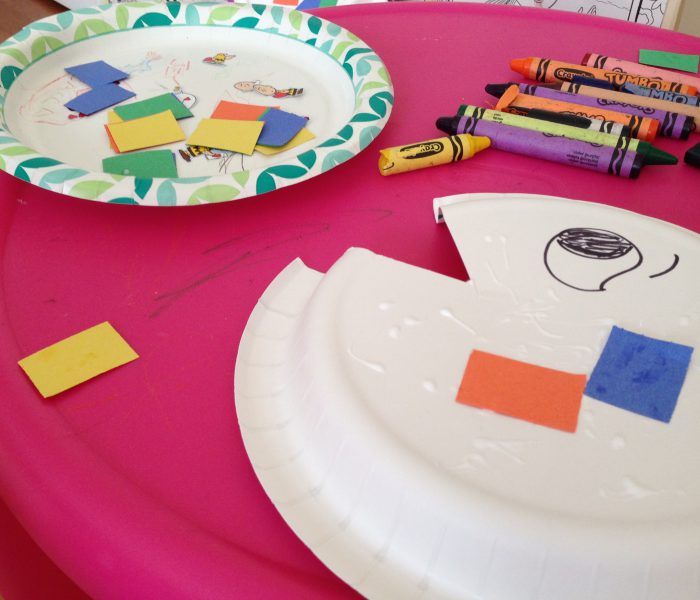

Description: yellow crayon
[378,134,490,176]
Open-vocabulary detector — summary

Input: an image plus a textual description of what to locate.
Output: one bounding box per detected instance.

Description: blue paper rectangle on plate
[257,109,308,147]
[585,326,694,423]
[66,60,129,87]
[65,84,136,116]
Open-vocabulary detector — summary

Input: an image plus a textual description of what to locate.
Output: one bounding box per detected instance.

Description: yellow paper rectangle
[106,110,185,153]
[18,322,139,397]
[186,118,264,155]
[255,127,316,155]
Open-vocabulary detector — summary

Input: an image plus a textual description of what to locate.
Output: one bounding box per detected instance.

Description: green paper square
[113,93,193,121]
[638,49,699,74]
[102,150,178,178]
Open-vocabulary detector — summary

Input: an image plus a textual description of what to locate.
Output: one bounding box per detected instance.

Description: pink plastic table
[1,4,699,599]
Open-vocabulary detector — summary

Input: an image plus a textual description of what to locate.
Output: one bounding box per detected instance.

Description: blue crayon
[621,83,700,108]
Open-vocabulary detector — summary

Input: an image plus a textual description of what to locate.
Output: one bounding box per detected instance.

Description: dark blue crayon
[621,83,700,108]
[571,75,615,90]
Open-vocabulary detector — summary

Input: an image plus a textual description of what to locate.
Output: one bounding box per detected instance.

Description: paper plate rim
[0,1,394,206]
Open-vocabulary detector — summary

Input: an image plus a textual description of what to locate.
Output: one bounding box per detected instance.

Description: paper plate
[234,194,700,600]
[0,2,393,206]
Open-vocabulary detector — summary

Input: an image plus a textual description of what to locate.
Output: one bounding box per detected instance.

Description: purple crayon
[436,114,644,178]
[486,82,694,140]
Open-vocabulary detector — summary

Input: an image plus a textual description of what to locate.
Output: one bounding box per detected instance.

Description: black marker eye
[556,228,634,260]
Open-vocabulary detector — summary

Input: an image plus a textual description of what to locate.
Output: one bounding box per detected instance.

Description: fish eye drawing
[543,227,679,292]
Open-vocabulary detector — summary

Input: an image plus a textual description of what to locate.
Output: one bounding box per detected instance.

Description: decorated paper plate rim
[0,1,394,206]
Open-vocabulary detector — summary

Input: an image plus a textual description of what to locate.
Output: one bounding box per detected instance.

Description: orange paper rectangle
[456,350,587,432]
[211,100,276,121]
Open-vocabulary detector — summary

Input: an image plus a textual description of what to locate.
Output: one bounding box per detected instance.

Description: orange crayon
[561,82,700,132]
[495,85,659,142]
[511,57,698,97]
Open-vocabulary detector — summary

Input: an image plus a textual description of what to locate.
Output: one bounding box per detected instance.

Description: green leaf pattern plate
[0,2,393,205]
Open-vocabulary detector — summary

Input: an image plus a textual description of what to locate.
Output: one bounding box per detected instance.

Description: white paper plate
[0,2,393,205]
[235,194,700,600]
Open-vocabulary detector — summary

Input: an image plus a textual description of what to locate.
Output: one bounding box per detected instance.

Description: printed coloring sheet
[484,0,669,26]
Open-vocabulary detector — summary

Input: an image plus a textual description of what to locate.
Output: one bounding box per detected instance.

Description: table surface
[1,3,699,600]
[0,0,64,41]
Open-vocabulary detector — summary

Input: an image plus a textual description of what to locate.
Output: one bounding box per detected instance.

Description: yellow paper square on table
[18,322,139,398]
[106,110,185,153]
[186,118,264,155]
[255,128,316,155]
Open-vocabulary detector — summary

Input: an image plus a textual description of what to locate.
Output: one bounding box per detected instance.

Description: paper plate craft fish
[235,193,699,600]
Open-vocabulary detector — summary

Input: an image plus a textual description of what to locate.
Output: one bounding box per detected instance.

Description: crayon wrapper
[379,136,469,176]
[539,59,697,96]
[519,84,688,140]
[455,116,640,178]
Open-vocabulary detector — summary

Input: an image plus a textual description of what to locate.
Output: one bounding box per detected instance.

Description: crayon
[685,143,700,169]
[583,53,700,93]
[495,85,660,141]
[562,82,700,130]
[516,107,593,128]
[518,107,632,136]
[435,115,645,178]
[510,57,698,96]
[378,133,490,176]
[492,82,693,140]
[479,92,631,136]
[570,75,615,90]
[454,106,676,165]
[620,83,700,108]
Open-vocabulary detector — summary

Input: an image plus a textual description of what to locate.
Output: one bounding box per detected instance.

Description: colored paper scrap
[106,111,185,153]
[638,49,699,74]
[18,322,138,398]
[211,100,274,121]
[186,118,263,155]
[457,350,587,433]
[255,127,316,155]
[113,92,193,121]
[107,110,124,124]
[65,83,135,116]
[102,150,177,178]
[257,108,308,147]
[585,326,693,423]
[65,60,128,86]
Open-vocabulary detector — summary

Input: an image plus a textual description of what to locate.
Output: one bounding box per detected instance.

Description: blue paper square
[585,326,694,423]
[65,60,128,87]
[65,84,135,116]
[257,109,307,147]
